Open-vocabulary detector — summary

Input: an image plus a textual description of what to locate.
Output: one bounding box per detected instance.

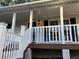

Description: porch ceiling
[0,0,77,14]
[0,1,79,21]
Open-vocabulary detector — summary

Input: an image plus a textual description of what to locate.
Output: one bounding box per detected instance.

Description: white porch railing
[2,31,22,59]
[64,24,79,43]
[32,25,62,43]
[31,24,79,44]
[22,29,31,51]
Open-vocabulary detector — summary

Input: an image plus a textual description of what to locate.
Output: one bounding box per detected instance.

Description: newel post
[21,25,26,36]
[0,22,7,59]
[19,25,26,58]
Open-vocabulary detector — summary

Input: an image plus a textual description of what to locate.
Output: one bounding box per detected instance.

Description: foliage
[0,0,32,6]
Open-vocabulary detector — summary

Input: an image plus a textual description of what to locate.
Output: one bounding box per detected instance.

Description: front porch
[0,1,79,59]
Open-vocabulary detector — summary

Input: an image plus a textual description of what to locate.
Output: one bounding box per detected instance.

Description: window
[64,18,76,25]
[50,20,58,25]
[44,20,48,26]
[33,22,36,27]
[64,20,70,25]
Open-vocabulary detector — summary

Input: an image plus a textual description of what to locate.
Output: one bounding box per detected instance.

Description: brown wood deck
[28,43,79,50]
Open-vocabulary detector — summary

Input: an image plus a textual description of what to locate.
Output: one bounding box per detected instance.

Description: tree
[5,0,12,5]
[0,0,12,6]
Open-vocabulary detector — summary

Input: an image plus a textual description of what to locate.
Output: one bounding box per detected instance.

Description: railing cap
[0,22,7,26]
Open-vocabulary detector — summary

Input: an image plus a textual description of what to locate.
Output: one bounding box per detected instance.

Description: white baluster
[37,28,39,42]
[49,27,51,42]
[38,27,42,42]
[35,28,36,42]
[3,50,5,59]
[74,25,77,42]
[40,27,43,43]
[8,45,10,59]
[77,25,79,41]
[66,25,69,42]
[11,43,13,59]
[6,47,8,59]
[7,46,9,59]
[43,27,44,42]
[55,27,57,41]
[2,49,4,59]
[46,27,48,42]
[69,25,73,42]
[10,43,12,59]
[52,27,54,42]
[58,27,61,42]
[35,28,37,42]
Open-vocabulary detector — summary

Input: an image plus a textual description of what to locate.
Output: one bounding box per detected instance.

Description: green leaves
[0,0,31,6]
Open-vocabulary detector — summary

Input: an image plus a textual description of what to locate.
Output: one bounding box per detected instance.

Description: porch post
[21,25,26,36]
[19,25,26,58]
[60,6,70,59]
[11,12,16,33]
[29,10,33,41]
[62,49,70,59]
[60,6,64,25]
[29,10,33,28]
[60,6,65,44]
[0,22,7,59]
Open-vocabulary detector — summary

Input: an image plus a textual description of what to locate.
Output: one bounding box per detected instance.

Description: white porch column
[29,10,33,28]
[60,6,64,25]
[60,6,65,44]
[11,12,16,33]
[0,22,7,59]
[29,10,33,42]
[60,6,70,59]
[62,49,70,59]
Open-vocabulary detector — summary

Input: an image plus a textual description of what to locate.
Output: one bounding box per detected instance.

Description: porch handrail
[64,24,79,43]
[2,31,22,59]
[32,25,62,43]
[22,29,32,51]
[31,24,79,44]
